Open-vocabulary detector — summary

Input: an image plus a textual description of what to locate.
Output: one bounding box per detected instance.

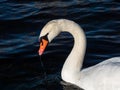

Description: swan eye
[39,33,49,42]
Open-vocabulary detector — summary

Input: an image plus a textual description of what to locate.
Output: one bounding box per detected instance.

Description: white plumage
[39,19,120,90]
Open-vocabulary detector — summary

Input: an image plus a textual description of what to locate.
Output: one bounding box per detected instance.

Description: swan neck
[63,25,86,72]
[60,20,86,84]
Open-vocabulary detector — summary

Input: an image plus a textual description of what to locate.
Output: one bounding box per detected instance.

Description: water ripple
[0,0,120,90]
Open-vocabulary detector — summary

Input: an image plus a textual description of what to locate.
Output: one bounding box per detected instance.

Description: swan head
[38,20,60,55]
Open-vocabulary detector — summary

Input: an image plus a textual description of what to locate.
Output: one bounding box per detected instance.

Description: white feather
[39,19,120,90]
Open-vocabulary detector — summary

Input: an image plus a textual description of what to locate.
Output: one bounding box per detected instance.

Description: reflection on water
[0,0,120,90]
[61,81,84,90]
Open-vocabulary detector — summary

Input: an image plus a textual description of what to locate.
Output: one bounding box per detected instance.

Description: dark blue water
[0,0,120,90]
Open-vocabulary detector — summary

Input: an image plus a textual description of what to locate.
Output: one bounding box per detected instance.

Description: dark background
[0,0,120,90]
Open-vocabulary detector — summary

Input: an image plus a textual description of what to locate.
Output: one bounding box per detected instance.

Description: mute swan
[38,19,120,90]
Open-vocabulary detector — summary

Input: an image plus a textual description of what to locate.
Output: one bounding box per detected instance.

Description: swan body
[39,19,120,90]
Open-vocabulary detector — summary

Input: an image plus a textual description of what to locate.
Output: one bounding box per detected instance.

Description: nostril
[41,40,43,45]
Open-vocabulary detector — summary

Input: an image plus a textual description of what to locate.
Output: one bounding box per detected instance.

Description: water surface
[0,0,120,90]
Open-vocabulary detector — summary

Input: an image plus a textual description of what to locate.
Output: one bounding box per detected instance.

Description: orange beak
[38,39,48,55]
